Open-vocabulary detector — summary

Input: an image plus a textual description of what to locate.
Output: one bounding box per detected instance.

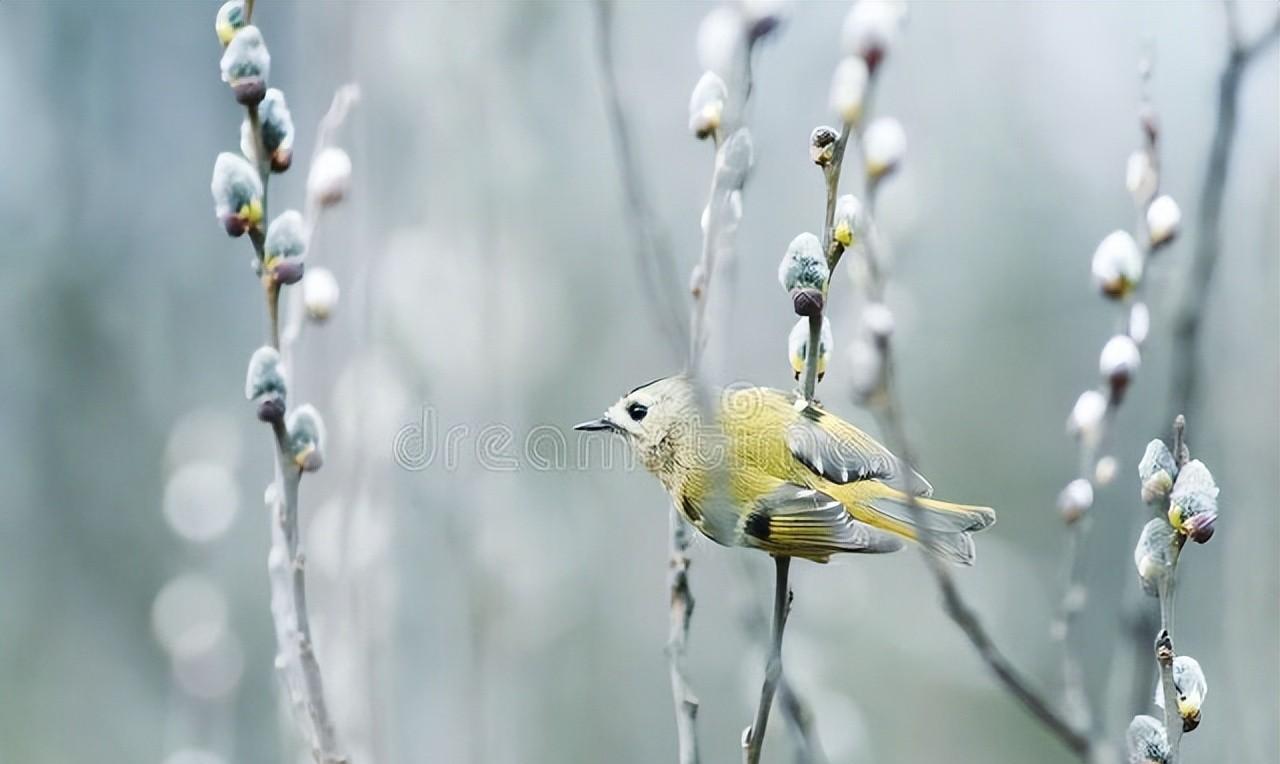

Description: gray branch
[593,0,689,355]
[238,6,346,760]
[844,100,1093,759]
[742,556,791,764]
[1128,0,1279,718]
[1154,416,1190,764]
[1168,2,1280,426]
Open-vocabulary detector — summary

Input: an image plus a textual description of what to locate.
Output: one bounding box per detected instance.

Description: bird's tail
[838,486,996,565]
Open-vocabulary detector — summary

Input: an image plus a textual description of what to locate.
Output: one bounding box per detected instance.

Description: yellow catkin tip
[243,198,263,226]
[1167,504,1185,532]
[789,352,804,376]
[834,224,852,247]
[216,23,235,46]
[293,445,314,469]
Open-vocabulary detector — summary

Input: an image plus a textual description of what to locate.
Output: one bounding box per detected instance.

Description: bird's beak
[574,415,618,433]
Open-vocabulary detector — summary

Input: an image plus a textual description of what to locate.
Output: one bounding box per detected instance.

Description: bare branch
[236,5,346,761]
[838,61,1092,758]
[666,505,701,764]
[870,394,1093,758]
[742,556,791,764]
[593,1,689,355]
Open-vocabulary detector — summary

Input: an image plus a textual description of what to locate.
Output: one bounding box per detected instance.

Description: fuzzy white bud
[1134,517,1176,596]
[841,0,904,71]
[1129,302,1150,345]
[307,147,352,208]
[1091,230,1144,299]
[215,0,247,46]
[779,232,829,316]
[1125,150,1158,206]
[1155,655,1207,729]
[862,302,894,341]
[219,25,270,105]
[688,71,728,140]
[1126,714,1169,763]
[1100,334,1141,394]
[286,404,326,472]
[1094,456,1118,486]
[863,117,906,179]
[210,152,263,237]
[1169,459,1219,543]
[788,316,833,381]
[829,57,869,126]
[1057,478,1093,524]
[848,333,882,400]
[832,194,865,248]
[302,267,340,322]
[1146,195,1181,247]
[697,6,743,77]
[1067,389,1108,442]
[778,233,828,291]
[1138,439,1177,506]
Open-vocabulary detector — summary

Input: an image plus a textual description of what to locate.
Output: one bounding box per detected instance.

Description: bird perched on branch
[576,376,995,564]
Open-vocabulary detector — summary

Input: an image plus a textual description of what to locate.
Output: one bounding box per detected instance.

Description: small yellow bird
[576,376,995,564]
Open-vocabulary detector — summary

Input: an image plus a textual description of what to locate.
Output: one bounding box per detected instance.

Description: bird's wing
[783,398,933,495]
[736,481,904,562]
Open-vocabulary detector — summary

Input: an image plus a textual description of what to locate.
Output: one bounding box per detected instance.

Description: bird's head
[574,376,699,473]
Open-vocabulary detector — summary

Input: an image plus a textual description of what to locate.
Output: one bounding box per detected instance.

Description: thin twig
[239,5,345,761]
[682,11,771,763]
[738,557,826,764]
[843,89,1092,758]
[1155,416,1189,764]
[747,24,871,764]
[742,556,791,764]
[666,504,700,764]
[592,0,688,354]
[870,394,1093,757]
[1129,2,1279,716]
[1168,3,1280,426]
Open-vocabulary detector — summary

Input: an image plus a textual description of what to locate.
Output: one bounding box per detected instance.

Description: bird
[575,376,995,564]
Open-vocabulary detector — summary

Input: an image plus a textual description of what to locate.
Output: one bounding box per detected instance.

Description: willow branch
[870,392,1092,758]
[1155,417,1190,763]
[845,106,1091,758]
[742,556,791,764]
[665,505,700,764]
[738,560,826,764]
[1168,3,1279,426]
[240,5,344,761]
[593,0,688,354]
[1129,4,1278,716]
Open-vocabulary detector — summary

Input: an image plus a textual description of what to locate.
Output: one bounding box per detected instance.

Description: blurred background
[1,1,1276,762]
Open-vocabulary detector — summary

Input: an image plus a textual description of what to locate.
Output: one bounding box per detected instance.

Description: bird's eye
[626,402,648,422]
